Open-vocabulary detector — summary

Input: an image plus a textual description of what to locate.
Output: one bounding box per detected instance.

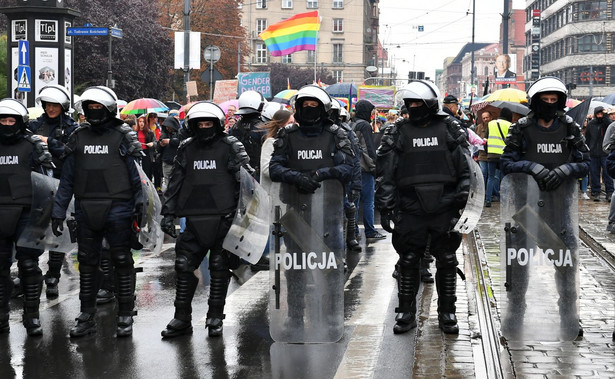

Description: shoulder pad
[563,114,574,125]
[517,117,530,127]
[327,123,347,138]
[443,116,468,147]
[115,124,134,135]
[222,135,241,146]
[178,137,195,150]
[328,124,340,133]
[116,124,144,158]
[284,124,300,134]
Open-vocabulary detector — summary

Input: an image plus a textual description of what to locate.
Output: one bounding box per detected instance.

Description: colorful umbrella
[178,102,198,120]
[566,98,582,108]
[325,83,357,98]
[218,99,239,115]
[117,99,127,110]
[272,89,298,104]
[485,88,528,103]
[120,98,169,115]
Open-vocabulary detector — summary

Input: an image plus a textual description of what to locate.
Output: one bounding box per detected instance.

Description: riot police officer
[29,85,79,299]
[0,98,54,336]
[229,90,267,179]
[501,76,589,338]
[160,101,252,338]
[375,80,470,334]
[51,86,144,338]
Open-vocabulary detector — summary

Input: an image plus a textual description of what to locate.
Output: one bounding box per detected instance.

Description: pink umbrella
[218,99,239,115]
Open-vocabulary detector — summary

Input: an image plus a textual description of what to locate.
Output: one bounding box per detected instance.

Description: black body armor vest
[522,121,570,170]
[0,138,34,205]
[73,128,133,200]
[285,129,335,172]
[176,139,237,217]
[395,121,456,190]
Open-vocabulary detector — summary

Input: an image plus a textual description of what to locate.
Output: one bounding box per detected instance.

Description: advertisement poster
[358,85,396,109]
[237,72,271,98]
[494,53,517,84]
[35,19,58,42]
[65,49,72,96]
[65,21,72,44]
[213,80,239,103]
[35,47,59,95]
[12,20,27,42]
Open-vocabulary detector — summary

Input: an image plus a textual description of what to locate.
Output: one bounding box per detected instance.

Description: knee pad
[209,249,229,272]
[17,259,41,277]
[111,247,134,269]
[175,254,196,274]
[435,252,458,270]
[398,251,421,269]
[77,242,101,266]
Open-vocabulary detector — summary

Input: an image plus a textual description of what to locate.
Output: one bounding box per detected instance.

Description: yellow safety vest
[486,119,511,155]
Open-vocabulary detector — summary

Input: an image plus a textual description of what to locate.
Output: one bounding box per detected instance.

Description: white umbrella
[588,100,610,117]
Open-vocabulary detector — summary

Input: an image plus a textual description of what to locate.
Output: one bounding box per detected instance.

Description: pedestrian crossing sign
[17,66,31,92]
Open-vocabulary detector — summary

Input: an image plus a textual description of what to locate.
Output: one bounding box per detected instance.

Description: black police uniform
[161,132,252,338]
[501,113,590,331]
[0,132,53,335]
[376,115,470,334]
[229,114,265,179]
[52,119,143,337]
[29,112,78,297]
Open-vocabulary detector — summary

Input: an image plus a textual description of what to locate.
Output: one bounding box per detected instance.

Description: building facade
[240,0,380,84]
[524,0,615,98]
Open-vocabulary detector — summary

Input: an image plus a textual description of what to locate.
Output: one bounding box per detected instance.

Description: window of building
[256,43,268,64]
[333,70,343,82]
[578,34,605,52]
[307,0,318,9]
[577,1,607,20]
[333,0,343,8]
[256,0,267,9]
[256,19,267,34]
[307,50,315,63]
[333,19,343,33]
[333,43,343,63]
[282,54,292,64]
[282,0,293,8]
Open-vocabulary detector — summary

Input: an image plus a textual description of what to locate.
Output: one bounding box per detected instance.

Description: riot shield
[269,180,345,343]
[223,167,271,265]
[135,162,163,254]
[499,173,579,341]
[17,172,76,253]
[453,154,485,234]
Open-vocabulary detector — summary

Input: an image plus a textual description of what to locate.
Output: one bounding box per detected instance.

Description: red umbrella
[120,98,169,115]
[178,102,198,120]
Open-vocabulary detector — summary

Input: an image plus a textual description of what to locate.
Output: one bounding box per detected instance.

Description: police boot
[97,249,115,305]
[114,268,136,337]
[70,263,99,338]
[161,269,198,338]
[44,251,64,299]
[436,268,459,334]
[420,258,433,283]
[393,265,420,334]
[345,206,361,253]
[206,270,230,337]
[19,259,43,336]
[0,270,11,334]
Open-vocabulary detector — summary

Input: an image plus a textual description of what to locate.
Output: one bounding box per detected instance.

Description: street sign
[66,27,109,36]
[201,67,224,83]
[110,27,123,39]
[17,66,31,92]
[204,45,221,63]
[18,40,29,66]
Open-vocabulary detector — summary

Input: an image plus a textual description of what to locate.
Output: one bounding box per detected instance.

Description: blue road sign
[17,66,31,92]
[18,40,29,66]
[110,28,123,39]
[66,27,109,36]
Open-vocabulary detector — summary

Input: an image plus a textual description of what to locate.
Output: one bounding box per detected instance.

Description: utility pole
[470,0,476,89]
[183,0,190,102]
[502,0,510,54]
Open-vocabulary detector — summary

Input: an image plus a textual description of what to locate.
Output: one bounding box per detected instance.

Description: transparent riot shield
[453,154,485,234]
[135,162,163,254]
[223,167,271,265]
[17,172,76,253]
[499,173,579,341]
[269,180,345,343]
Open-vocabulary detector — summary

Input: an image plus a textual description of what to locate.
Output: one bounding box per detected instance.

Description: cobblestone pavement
[473,194,615,378]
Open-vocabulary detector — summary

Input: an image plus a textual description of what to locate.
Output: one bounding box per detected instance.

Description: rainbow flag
[258,11,320,57]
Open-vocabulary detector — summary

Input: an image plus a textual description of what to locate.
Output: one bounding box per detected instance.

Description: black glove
[455,190,469,209]
[530,163,550,191]
[52,218,64,237]
[380,210,394,233]
[544,165,571,191]
[295,174,321,194]
[348,189,360,203]
[161,215,177,238]
[131,203,144,233]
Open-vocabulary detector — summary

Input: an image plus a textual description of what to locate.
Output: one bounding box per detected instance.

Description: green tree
[0,34,6,98]
[267,62,334,98]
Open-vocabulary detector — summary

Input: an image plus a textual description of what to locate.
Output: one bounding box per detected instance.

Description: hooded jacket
[158,116,183,164]
[352,100,376,173]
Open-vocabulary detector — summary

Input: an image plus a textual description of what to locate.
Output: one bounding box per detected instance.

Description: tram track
[579,226,615,273]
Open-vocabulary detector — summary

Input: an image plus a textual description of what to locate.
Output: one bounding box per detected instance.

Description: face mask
[85,108,110,126]
[0,123,21,142]
[408,105,431,125]
[300,106,322,125]
[195,127,218,143]
[535,100,559,122]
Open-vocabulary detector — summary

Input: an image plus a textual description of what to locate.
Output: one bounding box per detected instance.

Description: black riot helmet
[0,98,29,141]
[185,101,226,143]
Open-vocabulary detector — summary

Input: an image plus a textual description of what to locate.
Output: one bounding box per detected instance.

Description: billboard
[494,53,517,84]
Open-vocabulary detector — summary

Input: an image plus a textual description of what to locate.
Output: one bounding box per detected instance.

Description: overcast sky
[378,0,526,80]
